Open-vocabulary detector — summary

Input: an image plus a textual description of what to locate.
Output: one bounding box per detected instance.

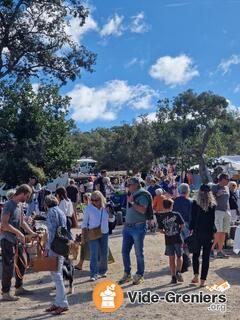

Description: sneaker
[90,276,98,281]
[216,251,229,259]
[2,292,19,301]
[176,272,184,282]
[15,287,33,296]
[99,273,107,278]
[132,274,144,285]
[118,273,132,285]
[171,276,177,284]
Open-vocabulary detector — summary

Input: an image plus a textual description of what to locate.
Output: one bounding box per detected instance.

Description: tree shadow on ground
[215,266,240,285]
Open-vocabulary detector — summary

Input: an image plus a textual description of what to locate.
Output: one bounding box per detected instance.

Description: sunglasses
[91,198,101,202]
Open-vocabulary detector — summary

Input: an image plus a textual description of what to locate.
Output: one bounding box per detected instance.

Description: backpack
[134,190,154,220]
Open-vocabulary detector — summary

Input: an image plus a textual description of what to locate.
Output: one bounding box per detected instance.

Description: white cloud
[149,54,199,87]
[68,80,160,123]
[32,83,40,93]
[234,84,240,93]
[100,14,124,37]
[218,55,240,75]
[227,99,240,113]
[129,12,150,33]
[65,14,98,43]
[136,112,158,123]
[165,2,190,7]
[125,57,145,68]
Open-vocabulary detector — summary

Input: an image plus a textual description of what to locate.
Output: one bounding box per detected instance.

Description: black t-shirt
[66,185,79,203]
[189,201,216,239]
[229,191,238,210]
[157,211,184,245]
[93,176,106,197]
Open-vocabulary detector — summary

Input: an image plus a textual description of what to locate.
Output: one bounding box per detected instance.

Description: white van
[73,158,97,175]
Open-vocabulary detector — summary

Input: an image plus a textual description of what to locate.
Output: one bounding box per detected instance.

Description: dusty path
[0,225,239,320]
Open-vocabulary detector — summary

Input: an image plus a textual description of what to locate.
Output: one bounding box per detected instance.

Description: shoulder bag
[87,209,103,241]
[50,213,69,258]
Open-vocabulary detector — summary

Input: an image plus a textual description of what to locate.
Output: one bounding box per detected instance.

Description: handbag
[31,240,58,272]
[32,256,58,272]
[185,203,200,253]
[87,209,103,241]
[50,213,70,257]
[185,234,198,253]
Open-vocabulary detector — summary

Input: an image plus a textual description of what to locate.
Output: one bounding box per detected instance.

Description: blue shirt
[47,206,67,250]
[173,196,192,224]
[81,204,109,234]
[147,184,161,198]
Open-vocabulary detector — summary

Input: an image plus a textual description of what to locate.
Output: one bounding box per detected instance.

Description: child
[158,198,185,284]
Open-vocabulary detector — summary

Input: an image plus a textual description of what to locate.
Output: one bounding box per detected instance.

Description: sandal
[45,305,58,312]
[191,278,199,284]
[200,281,206,287]
[52,307,69,315]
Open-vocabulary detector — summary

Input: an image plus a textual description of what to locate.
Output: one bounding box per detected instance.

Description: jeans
[192,235,212,280]
[49,250,68,308]
[122,223,147,276]
[88,233,109,278]
[181,222,190,240]
[66,217,73,240]
[1,239,26,293]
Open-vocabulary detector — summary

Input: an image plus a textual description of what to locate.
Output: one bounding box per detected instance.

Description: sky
[59,0,240,131]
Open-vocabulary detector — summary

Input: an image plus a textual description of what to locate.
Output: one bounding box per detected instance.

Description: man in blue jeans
[118,177,152,285]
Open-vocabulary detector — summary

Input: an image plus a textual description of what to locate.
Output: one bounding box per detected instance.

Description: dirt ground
[0,225,240,320]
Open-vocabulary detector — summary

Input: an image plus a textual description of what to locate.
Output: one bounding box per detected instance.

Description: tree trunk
[199,154,212,184]
[198,127,214,184]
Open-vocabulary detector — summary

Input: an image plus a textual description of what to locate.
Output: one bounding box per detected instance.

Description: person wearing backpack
[118,177,153,285]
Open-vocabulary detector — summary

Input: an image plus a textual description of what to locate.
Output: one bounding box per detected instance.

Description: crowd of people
[0,169,239,315]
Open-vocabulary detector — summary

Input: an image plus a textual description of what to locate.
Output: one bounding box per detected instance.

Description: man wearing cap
[118,177,153,285]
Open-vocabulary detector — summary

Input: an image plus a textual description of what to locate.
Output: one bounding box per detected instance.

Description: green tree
[0,0,96,84]
[73,118,156,173]
[0,82,77,185]
[156,90,229,183]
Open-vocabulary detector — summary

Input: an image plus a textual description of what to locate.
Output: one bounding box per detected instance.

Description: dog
[68,239,80,260]
[62,234,81,294]
[62,259,75,294]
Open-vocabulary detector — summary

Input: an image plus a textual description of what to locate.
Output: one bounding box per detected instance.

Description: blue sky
[60,0,240,131]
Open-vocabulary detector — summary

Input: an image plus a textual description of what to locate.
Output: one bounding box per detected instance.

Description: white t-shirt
[59,199,74,217]
[86,181,94,192]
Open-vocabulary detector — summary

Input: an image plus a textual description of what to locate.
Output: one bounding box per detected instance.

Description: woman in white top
[55,186,74,239]
[81,191,109,281]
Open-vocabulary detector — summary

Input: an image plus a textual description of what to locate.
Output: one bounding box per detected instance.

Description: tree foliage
[155,90,229,182]
[73,90,240,183]
[0,0,96,84]
[0,82,77,185]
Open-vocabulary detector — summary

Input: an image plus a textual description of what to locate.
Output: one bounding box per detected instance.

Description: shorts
[165,243,183,257]
[230,209,238,224]
[215,210,231,233]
